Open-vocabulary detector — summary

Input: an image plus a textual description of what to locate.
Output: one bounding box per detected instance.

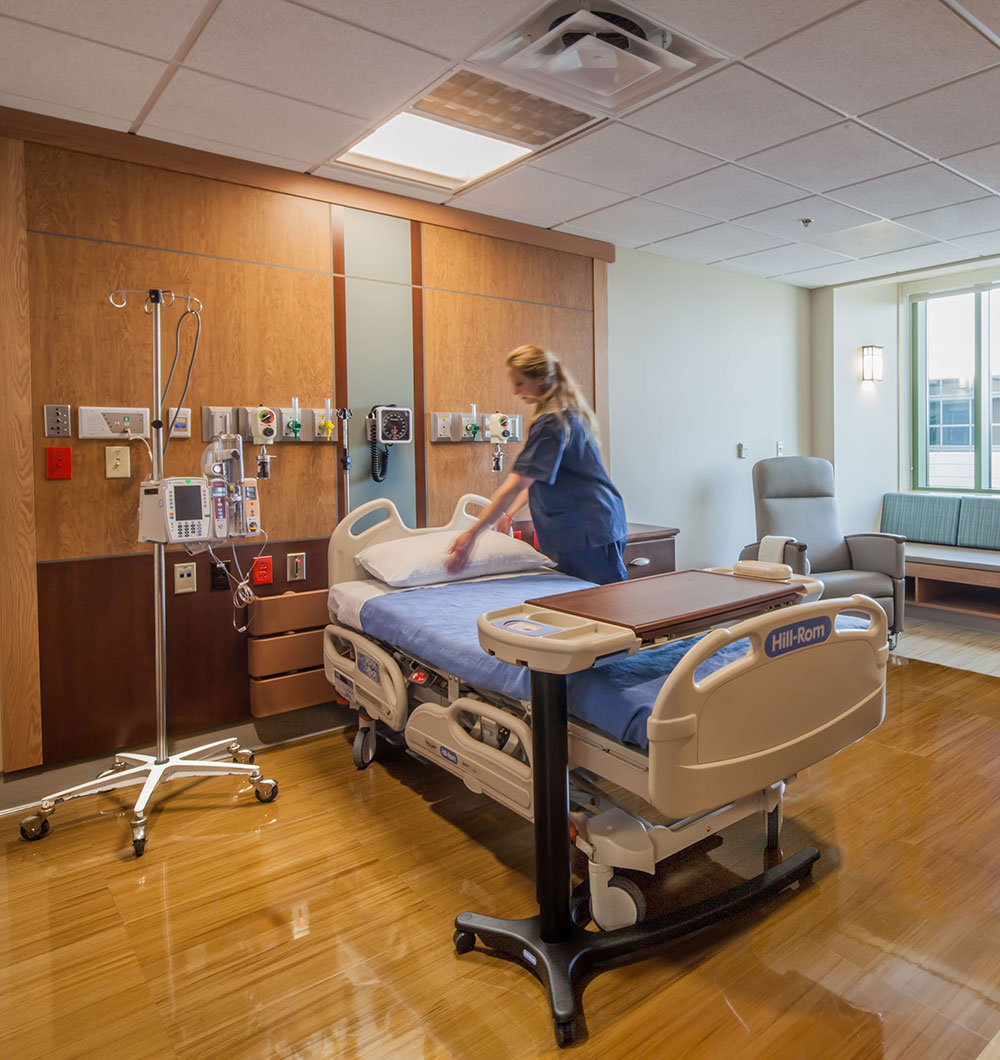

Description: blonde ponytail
[505,344,599,440]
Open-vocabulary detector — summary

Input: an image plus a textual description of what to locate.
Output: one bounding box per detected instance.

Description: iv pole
[19,289,278,858]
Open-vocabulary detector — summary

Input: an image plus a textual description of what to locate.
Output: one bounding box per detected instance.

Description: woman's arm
[496,486,531,535]
[446,472,534,573]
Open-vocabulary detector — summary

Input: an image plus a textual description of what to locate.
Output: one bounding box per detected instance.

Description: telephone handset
[365,404,413,482]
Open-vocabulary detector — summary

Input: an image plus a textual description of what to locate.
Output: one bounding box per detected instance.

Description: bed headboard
[328,494,489,585]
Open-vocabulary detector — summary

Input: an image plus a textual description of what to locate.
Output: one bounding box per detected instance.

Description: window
[911,285,1000,490]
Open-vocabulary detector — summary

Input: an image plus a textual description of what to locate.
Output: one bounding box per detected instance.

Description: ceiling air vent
[471,1,725,115]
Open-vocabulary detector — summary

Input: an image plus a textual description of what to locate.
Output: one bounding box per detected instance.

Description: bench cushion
[957,495,1000,550]
[905,542,1000,572]
[880,493,960,545]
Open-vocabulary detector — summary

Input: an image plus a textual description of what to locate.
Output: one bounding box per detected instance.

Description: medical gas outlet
[429,411,522,443]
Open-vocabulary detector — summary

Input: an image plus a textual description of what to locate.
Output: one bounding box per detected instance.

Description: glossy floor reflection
[3,654,1000,1058]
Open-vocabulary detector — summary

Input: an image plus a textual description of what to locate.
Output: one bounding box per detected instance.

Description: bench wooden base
[906,560,1000,620]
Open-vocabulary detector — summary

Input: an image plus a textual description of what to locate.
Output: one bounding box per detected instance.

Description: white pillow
[355,530,553,587]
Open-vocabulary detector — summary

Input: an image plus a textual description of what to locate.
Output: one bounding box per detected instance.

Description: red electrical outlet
[45,446,73,480]
[252,556,273,585]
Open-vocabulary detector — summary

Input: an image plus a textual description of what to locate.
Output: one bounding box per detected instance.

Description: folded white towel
[758,535,793,564]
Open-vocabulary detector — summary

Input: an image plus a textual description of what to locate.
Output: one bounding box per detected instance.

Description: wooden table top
[525,569,800,640]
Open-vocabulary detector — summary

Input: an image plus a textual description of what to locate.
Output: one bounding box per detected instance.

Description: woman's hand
[446,529,477,573]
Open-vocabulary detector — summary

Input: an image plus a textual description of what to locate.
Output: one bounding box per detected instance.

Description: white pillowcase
[355,530,552,587]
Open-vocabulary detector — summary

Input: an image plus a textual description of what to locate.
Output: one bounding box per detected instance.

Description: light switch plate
[105,445,130,478]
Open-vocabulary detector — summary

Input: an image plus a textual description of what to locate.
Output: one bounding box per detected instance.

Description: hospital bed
[323,495,887,1044]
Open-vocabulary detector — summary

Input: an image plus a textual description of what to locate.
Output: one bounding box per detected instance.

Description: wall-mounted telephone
[365,404,413,482]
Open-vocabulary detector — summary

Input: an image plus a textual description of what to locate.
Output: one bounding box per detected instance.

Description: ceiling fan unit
[472,1,725,115]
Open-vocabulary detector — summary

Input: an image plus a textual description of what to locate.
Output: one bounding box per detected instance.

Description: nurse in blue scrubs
[446,344,628,585]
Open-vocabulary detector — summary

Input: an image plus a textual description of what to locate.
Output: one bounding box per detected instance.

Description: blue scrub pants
[554,539,628,585]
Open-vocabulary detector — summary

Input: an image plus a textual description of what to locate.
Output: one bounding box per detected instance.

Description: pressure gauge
[374,406,413,444]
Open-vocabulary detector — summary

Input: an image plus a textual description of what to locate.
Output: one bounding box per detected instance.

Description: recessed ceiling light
[336,112,531,190]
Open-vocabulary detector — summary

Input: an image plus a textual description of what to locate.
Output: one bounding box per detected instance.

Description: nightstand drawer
[624,523,678,579]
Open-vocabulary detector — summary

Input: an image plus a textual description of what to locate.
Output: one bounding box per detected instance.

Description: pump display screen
[173,484,204,521]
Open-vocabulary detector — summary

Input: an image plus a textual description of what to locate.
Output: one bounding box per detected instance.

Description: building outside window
[911,285,1000,490]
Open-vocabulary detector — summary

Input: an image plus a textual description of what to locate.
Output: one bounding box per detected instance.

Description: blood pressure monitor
[138,477,213,544]
[368,405,413,444]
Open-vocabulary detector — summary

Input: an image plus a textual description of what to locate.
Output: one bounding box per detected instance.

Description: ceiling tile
[624,64,840,161]
[0,0,208,58]
[299,0,540,60]
[943,142,1000,193]
[641,224,785,264]
[722,242,852,276]
[860,242,976,272]
[803,220,932,257]
[554,198,715,247]
[777,259,887,287]
[146,70,367,167]
[749,0,1000,115]
[897,196,1000,240]
[738,195,877,239]
[741,121,923,193]
[450,167,625,227]
[863,66,1000,160]
[957,0,1000,35]
[0,17,165,125]
[532,123,720,196]
[951,228,1000,256]
[828,164,986,218]
[629,0,856,57]
[645,165,806,220]
[184,0,449,120]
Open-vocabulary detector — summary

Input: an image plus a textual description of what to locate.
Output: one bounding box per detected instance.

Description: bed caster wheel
[592,875,646,929]
[254,779,278,803]
[453,929,476,955]
[19,815,50,842]
[132,837,146,858]
[233,747,255,765]
[555,1018,576,1047]
[353,727,376,770]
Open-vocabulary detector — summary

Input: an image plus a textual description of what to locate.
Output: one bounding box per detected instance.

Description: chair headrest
[753,457,835,500]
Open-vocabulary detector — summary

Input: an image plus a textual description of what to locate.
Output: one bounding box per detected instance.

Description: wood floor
[895,617,1000,677]
[4,653,1000,1058]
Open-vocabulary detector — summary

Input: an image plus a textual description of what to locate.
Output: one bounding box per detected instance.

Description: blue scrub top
[512,411,627,554]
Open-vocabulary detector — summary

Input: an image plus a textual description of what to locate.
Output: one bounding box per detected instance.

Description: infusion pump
[138,476,261,544]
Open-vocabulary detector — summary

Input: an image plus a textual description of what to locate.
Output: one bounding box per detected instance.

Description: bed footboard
[647,595,887,819]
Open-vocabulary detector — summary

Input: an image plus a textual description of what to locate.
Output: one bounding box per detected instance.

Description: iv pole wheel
[232,747,255,765]
[254,778,279,803]
[132,837,146,858]
[353,726,376,769]
[19,815,50,842]
[453,928,476,955]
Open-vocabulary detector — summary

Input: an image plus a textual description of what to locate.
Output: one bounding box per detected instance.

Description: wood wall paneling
[421,224,595,311]
[0,106,615,262]
[593,258,610,462]
[0,137,43,771]
[28,235,337,561]
[411,221,427,526]
[26,144,331,273]
[423,289,594,526]
[37,539,330,765]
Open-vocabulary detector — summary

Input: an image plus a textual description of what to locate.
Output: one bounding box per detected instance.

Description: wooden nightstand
[624,523,679,579]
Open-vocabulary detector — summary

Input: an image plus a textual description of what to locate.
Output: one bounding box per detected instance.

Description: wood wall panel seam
[411,221,427,527]
[0,137,43,771]
[2,107,615,262]
[331,205,348,522]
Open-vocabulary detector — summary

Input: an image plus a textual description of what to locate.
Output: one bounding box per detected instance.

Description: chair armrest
[845,533,905,579]
[739,540,809,574]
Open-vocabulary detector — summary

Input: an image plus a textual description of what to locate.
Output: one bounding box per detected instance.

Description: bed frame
[323,497,888,940]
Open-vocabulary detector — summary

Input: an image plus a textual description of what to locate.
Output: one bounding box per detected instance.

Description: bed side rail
[646,595,888,819]
[328,494,489,584]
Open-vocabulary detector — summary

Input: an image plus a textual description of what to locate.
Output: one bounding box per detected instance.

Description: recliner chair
[740,457,904,646]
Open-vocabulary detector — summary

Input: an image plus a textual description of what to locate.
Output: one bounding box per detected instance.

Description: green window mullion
[975,293,988,490]
[911,298,927,489]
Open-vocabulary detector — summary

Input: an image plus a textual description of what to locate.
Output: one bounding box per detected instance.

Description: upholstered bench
[881,493,1000,619]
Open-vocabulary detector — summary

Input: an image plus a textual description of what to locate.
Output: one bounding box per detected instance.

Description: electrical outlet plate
[201,405,238,441]
[78,406,150,439]
[252,556,273,585]
[210,561,231,591]
[286,552,306,581]
[44,404,72,438]
[174,562,196,594]
[167,407,191,438]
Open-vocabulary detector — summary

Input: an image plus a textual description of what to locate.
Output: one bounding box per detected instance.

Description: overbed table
[454,570,818,1047]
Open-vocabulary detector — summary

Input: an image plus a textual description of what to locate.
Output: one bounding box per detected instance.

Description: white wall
[827,283,901,532]
[607,249,811,568]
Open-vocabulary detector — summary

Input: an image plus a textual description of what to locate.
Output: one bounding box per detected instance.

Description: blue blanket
[359,573,755,751]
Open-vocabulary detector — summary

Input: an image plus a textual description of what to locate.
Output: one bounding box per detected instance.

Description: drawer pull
[628,556,651,567]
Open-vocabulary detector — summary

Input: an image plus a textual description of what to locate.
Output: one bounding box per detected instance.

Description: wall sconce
[861,345,884,382]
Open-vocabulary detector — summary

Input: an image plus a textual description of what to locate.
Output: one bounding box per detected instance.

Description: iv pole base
[18,737,278,857]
